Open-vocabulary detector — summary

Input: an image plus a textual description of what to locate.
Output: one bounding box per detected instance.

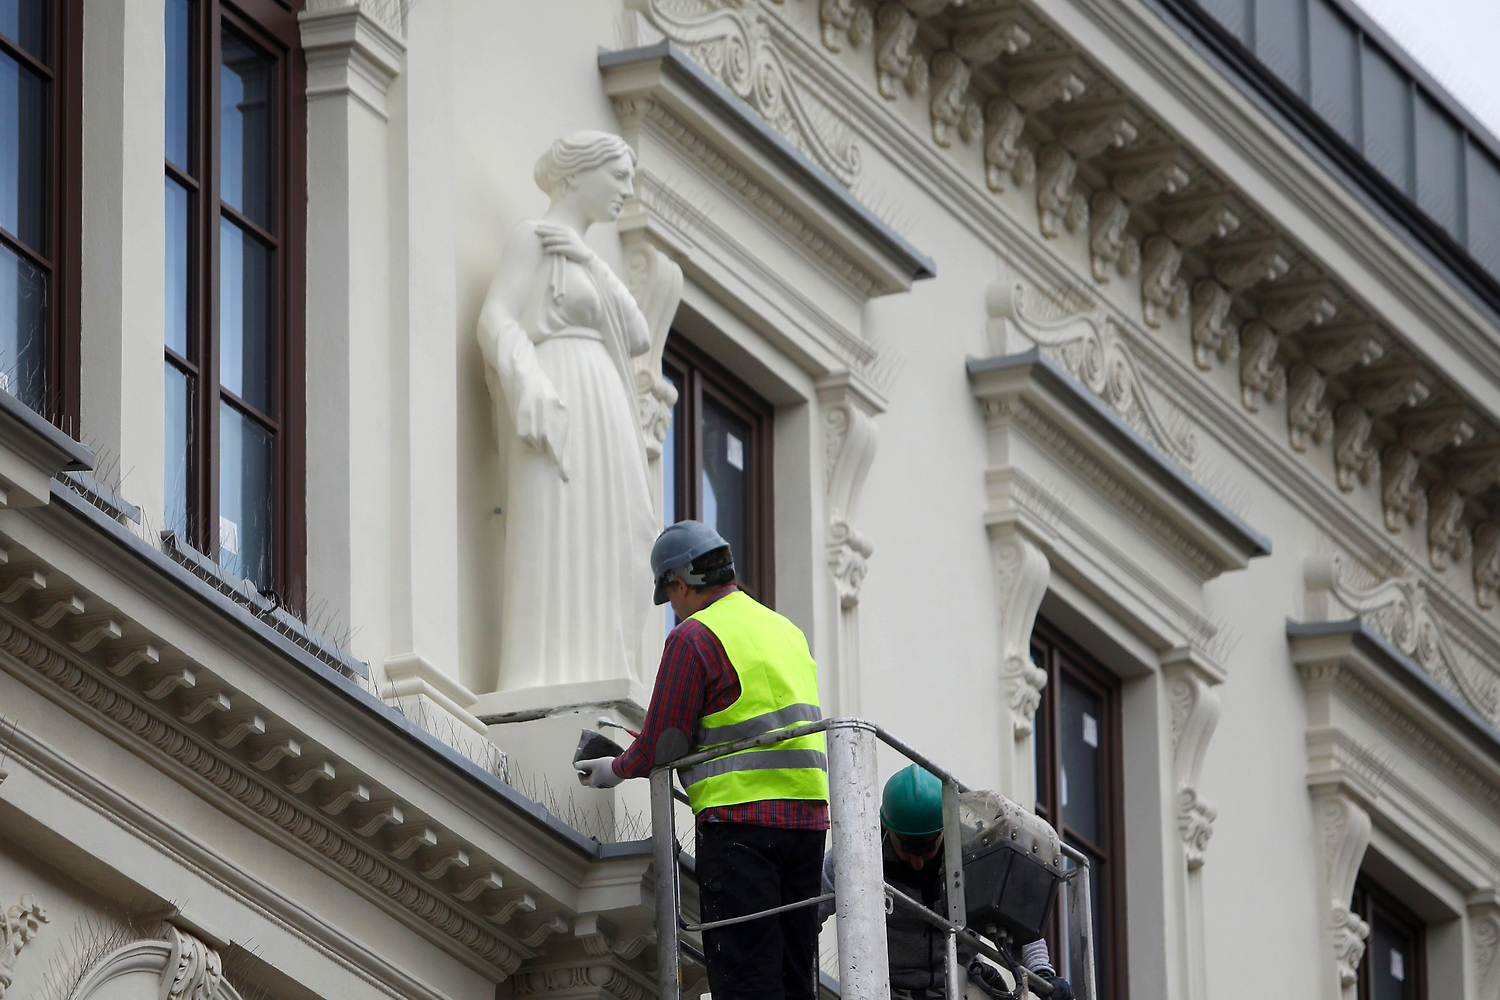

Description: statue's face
[569,153,636,224]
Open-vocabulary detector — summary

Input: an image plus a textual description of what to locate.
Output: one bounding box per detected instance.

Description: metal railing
[649,718,1098,1000]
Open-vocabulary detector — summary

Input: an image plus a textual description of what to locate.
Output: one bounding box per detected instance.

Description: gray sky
[1347,0,1500,139]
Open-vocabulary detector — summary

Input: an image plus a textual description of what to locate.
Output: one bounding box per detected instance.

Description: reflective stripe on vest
[683,591,829,813]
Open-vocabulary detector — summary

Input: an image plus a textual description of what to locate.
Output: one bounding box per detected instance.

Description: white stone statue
[478,131,668,690]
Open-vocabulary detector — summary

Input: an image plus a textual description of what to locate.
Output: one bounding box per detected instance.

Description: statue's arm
[478,223,569,477]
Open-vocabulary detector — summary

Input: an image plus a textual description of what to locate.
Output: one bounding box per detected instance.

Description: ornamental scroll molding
[986,278,1198,468]
[509,957,664,1000]
[1305,553,1500,727]
[621,238,685,461]
[1162,649,1222,870]
[627,0,862,185]
[818,372,885,609]
[1312,788,1372,1000]
[0,577,528,977]
[0,895,47,999]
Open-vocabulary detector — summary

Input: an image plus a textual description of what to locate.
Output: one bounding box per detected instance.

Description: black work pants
[695,822,826,1000]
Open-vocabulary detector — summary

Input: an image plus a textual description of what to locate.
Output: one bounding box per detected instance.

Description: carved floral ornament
[629,0,1500,616]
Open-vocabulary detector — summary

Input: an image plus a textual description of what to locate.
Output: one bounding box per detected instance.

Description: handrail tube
[652,768,683,1000]
[682,892,835,933]
[651,719,832,774]
[869,724,972,794]
[884,885,1055,996]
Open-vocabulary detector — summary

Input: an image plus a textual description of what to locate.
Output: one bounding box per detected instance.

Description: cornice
[299,4,406,121]
[0,725,453,1000]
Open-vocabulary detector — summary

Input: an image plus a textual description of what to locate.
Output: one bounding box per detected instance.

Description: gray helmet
[651,520,732,605]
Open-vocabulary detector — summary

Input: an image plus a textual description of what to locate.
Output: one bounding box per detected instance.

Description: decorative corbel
[1110,149,1190,203]
[820,0,873,51]
[1470,893,1500,1000]
[1056,103,1139,159]
[1212,238,1291,291]
[1140,234,1187,328]
[1311,788,1372,999]
[0,895,47,999]
[875,3,924,99]
[1189,278,1236,369]
[1380,445,1426,531]
[930,51,977,147]
[1036,145,1085,238]
[1260,283,1337,335]
[1287,362,1334,453]
[1474,521,1500,609]
[1427,482,1471,571]
[1302,324,1384,377]
[952,13,1030,64]
[1161,196,1241,248]
[983,97,1030,192]
[990,523,1049,738]
[1239,321,1286,412]
[1333,403,1379,492]
[818,373,886,610]
[1088,188,1138,283]
[621,239,684,462]
[1162,649,1224,870]
[163,925,223,1000]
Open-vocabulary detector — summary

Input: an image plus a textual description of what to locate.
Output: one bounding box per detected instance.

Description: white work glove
[576,757,623,789]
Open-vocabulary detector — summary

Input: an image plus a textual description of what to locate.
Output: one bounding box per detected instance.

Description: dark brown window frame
[167,0,305,609]
[0,0,82,431]
[1352,874,1427,1000]
[662,333,775,607]
[1030,618,1129,1000]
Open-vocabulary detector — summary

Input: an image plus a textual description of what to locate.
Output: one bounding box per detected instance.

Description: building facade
[2,1,1500,999]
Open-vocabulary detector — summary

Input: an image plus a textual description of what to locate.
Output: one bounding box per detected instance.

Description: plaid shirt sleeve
[611,622,713,779]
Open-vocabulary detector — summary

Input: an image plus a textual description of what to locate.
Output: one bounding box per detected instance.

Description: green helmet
[880,764,944,838]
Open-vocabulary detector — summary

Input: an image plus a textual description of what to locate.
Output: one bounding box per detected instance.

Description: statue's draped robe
[486,221,657,688]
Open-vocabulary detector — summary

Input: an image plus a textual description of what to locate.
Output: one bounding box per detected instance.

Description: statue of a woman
[478,131,662,690]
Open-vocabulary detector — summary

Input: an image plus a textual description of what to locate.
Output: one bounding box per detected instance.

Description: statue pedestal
[381,654,509,778]
[475,679,655,843]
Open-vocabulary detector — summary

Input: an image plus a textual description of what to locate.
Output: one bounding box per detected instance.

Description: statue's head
[534,131,637,224]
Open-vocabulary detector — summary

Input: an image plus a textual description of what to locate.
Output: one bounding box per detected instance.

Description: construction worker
[576,520,829,1000]
[819,765,1074,1000]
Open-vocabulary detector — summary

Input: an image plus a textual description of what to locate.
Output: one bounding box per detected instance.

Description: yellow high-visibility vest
[680,591,829,812]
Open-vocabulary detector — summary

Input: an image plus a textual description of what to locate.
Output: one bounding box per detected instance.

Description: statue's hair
[533,131,636,196]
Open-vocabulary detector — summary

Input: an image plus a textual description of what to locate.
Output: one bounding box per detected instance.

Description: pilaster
[299,4,404,696]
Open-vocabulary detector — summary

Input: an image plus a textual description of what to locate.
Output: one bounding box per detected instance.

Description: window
[1352,875,1426,1000]
[661,334,774,604]
[0,0,80,424]
[164,0,304,601]
[1031,620,1127,999]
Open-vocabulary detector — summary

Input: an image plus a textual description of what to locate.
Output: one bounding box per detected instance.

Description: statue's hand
[535,223,593,264]
[515,391,571,483]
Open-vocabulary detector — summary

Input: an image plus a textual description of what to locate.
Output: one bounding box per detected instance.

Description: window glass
[165,364,191,534]
[165,0,190,170]
[0,48,47,250]
[700,393,751,589]
[0,0,45,59]
[662,337,773,604]
[219,216,272,412]
[0,240,43,402]
[1353,876,1424,1000]
[1033,625,1125,999]
[220,30,272,229]
[219,400,273,582]
[165,178,190,356]
[1059,673,1103,847]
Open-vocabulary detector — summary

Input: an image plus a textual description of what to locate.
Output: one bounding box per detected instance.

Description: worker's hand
[1041,976,1074,1000]
[576,756,623,788]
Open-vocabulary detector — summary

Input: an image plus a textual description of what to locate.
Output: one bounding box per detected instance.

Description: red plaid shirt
[612,586,829,830]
